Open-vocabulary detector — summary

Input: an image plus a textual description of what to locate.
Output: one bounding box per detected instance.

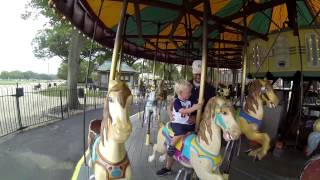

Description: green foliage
[24,0,139,71]
[132,60,183,80]
[0,71,56,80]
[57,61,94,82]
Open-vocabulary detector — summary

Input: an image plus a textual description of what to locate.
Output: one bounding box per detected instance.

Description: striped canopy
[51,0,320,69]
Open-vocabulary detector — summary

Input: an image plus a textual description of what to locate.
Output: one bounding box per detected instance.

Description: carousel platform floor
[73,108,308,180]
[229,141,307,180]
[72,107,182,180]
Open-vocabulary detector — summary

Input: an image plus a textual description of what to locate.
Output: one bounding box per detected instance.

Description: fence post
[15,92,22,129]
[60,90,64,120]
[94,89,97,109]
[66,89,70,118]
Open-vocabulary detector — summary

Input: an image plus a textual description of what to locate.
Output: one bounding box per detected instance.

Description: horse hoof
[244,148,252,154]
[159,155,166,162]
[253,156,260,162]
[148,156,154,162]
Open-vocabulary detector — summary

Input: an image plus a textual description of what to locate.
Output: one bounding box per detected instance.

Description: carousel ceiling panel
[51,0,320,69]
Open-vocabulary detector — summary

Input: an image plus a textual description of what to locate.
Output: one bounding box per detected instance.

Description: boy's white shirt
[172,99,192,125]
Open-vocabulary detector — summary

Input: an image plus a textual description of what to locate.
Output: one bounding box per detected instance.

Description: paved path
[0,102,144,180]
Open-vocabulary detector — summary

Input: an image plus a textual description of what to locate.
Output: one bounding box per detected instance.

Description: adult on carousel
[157,60,216,176]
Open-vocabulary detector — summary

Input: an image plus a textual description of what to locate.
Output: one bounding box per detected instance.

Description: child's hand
[192,103,202,110]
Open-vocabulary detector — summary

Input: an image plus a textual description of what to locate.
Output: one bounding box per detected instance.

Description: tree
[23,0,143,108]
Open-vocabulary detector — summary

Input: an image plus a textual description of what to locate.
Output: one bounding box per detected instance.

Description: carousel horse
[148,97,241,180]
[217,86,230,99]
[306,118,320,156]
[87,80,133,180]
[142,84,159,127]
[238,79,279,160]
[156,80,167,109]
[138,79,146,100]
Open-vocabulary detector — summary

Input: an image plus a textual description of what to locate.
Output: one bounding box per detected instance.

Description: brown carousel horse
[156,80,167,106]
[87,80,133,180]
[238,79,279,160]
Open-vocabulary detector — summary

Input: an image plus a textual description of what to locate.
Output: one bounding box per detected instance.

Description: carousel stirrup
[175,168,194,180]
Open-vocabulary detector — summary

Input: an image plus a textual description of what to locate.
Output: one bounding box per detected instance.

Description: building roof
[97,60,138,73]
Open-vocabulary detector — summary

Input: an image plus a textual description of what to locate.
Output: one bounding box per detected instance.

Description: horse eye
[108,97,113,102]
[222,111,227,115]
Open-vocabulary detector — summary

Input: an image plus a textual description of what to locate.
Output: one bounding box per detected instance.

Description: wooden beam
[190,9,269,41]
[225,0,286,21]
[110,0,182,10]
[121,35,245,45]
[133,0,143,39]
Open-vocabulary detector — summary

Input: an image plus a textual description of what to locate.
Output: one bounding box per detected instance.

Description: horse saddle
[162,122,195,163]
[91,137,129,179]
[88,119,102,152]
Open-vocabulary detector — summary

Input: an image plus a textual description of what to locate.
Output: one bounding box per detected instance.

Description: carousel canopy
[51,0,320,69]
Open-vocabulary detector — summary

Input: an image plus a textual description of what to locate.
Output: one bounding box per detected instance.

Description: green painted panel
[216,0,243,17]
[297,1,313,26]
[160,0,182,5]
[120,6,179,46]
[249,9,272,34]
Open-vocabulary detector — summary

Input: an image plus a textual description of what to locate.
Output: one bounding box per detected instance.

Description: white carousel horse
[144,89,158,125]
[88,80,133,180]
[148,97,241,180]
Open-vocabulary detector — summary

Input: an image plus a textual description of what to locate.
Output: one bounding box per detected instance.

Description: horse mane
[244,80,263,114]
[198,98,215,145]
[198,97,234,145]
[100,81,131,145]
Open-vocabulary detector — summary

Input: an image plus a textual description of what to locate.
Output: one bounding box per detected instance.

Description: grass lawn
[0,80,29,85]
[38,87,106,97]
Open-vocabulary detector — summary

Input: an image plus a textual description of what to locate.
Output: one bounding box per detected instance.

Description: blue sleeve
[190,99,195,106]
[173,99,183,112]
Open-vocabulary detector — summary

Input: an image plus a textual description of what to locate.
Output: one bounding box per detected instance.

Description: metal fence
[0,86,107,137]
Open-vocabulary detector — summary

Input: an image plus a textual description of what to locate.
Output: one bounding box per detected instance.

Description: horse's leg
[190,151,224,180]
[240,118,270,159]
[148,126,166,162]
[124,164,132,180]
[242,125,270,160]
[94,163,109,180]
[256,133,270,160]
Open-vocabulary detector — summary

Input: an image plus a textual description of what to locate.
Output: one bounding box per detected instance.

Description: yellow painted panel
[247,29,320,75]
[159,14,201,49]
[86,1,145,28]
[269,4,288,32]
[233,14,254,26]
[210,0,231,14]
[307,0,320,24]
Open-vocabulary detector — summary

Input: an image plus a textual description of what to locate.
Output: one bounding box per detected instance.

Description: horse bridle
[260,86,271,102]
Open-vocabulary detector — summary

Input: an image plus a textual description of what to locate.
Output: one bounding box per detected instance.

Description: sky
[0,1,61,75]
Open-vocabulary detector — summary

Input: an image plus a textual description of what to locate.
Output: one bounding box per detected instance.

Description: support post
[109,0,129,84]
[196,1,209,132]
[240,7,248,106]
[60,90,64,120]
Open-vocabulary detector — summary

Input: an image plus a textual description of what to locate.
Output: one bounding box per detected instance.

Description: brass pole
[240,6,248,106]
[109,0,128,86]
[146,22,160,146]
[196,1,209,132]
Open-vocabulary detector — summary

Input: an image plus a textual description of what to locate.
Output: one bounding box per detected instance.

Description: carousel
[49,0,320,179]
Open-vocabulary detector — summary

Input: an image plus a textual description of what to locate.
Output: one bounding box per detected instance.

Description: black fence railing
[0,86,107,137]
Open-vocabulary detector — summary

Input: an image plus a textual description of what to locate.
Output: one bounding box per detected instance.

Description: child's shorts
[171,123,195,136]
